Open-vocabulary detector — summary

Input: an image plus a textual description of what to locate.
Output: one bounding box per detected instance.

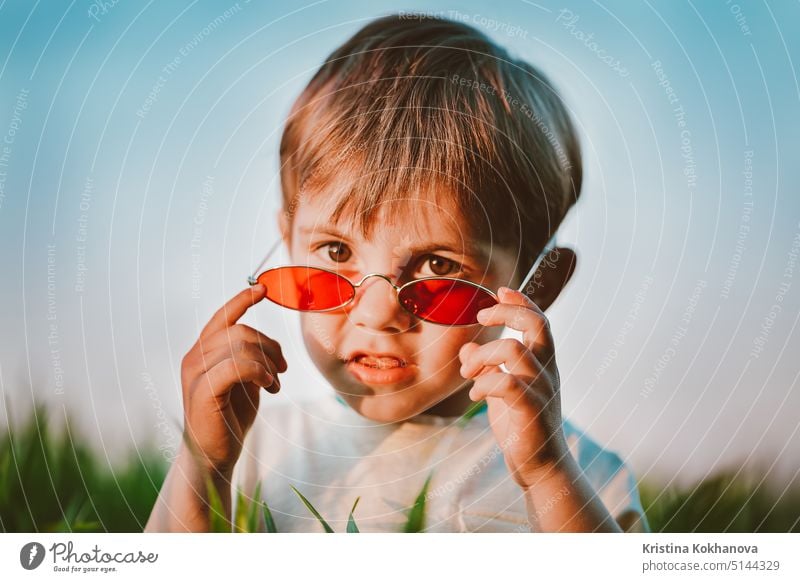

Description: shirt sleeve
[565,420,650,532]
[595,452,651,532]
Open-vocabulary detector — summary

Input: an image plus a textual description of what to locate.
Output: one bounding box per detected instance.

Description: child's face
[280,193,519,422]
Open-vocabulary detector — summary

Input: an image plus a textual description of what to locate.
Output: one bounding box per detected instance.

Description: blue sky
[0,0,798,488]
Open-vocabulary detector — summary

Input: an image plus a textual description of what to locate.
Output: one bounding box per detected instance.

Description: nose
[348,274,410,332]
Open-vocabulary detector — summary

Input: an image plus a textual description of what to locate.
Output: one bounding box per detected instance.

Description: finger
[476,303,553,363]
[202,357,276,401]
[468,372,530,408]
[201,284,267,339]
[476,288,555,365]
[501,285,538,308]
[459,342,500,380]
[230,380,263,418]
[197,344,283,390]
[458,342,480,364]
[200,324,287,372]
[460,338,541,379]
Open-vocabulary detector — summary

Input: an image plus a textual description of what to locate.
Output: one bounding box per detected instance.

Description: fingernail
[476,310,488,323]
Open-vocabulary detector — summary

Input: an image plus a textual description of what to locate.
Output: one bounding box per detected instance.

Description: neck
[423,386,474,418]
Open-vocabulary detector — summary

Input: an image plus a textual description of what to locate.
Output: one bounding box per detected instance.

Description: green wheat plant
[0,405,166,532]
[3,402,798,533]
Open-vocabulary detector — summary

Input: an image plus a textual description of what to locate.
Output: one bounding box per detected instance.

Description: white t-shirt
[232,391,648,532]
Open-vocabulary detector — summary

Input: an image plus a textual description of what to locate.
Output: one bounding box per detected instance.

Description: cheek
[300,313,343,362]
[417,326,485,372]
[423,324,504,370]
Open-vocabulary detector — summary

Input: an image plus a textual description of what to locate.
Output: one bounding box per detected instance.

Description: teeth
[354,355,405,369]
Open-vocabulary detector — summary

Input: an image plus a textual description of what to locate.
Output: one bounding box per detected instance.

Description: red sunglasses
[247,235,557,327]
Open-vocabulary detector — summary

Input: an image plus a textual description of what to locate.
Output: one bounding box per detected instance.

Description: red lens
[256,267,354,311]
[398,278,497,325]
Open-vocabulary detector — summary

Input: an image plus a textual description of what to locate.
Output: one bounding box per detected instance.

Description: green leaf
[204,474,230,533]
[246,481,263,533]
[71,521,102,532]
[261,501,278,533]
[346,497,360,533]
[55,497,88,533]
[403,472,433,533]
[234,488,248,533]
[290,485,334,533]
[456,399,487,429]
[0,445,10,507]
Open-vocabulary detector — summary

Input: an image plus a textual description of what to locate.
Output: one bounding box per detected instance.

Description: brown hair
[279,13,582,286]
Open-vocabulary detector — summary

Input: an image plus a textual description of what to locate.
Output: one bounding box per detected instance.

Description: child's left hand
[459,286,571,490]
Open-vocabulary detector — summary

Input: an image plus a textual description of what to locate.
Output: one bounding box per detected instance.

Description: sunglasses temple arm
[515,234,558,294]
[247,237,283,285]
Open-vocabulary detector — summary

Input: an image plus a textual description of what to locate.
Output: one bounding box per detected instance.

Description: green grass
[640,472,800,532]
[0,406,166,532]
[2,406,798,532]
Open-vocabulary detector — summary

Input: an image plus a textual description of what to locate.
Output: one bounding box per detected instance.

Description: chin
[338,390,429,423]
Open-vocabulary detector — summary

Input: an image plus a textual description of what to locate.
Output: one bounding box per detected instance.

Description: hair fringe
[279,14,582,282]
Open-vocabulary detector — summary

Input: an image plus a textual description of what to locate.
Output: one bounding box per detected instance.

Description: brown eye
[423,255,458,276]
[325,241,352,263]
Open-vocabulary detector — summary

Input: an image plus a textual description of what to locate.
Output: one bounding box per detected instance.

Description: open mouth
[349,353,408,369]
[344,352,416,386]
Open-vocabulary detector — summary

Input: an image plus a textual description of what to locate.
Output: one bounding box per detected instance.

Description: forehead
[293,190,486,256]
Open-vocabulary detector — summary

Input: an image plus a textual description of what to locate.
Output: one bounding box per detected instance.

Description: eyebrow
[299,225,488,262]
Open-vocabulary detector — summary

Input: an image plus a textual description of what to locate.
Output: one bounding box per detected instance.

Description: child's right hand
[181,284,287,477]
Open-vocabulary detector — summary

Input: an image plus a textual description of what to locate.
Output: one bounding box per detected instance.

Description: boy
[146,14,647,533]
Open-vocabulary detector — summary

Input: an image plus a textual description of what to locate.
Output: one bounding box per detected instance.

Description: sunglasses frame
[247,234,558,327]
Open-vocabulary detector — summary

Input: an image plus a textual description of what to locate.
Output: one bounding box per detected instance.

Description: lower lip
[346,359,416,385]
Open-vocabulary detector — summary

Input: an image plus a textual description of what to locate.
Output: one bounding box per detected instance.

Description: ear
[520,246,577,311]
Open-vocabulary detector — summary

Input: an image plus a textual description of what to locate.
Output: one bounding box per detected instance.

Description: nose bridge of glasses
[352,272,401,291]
